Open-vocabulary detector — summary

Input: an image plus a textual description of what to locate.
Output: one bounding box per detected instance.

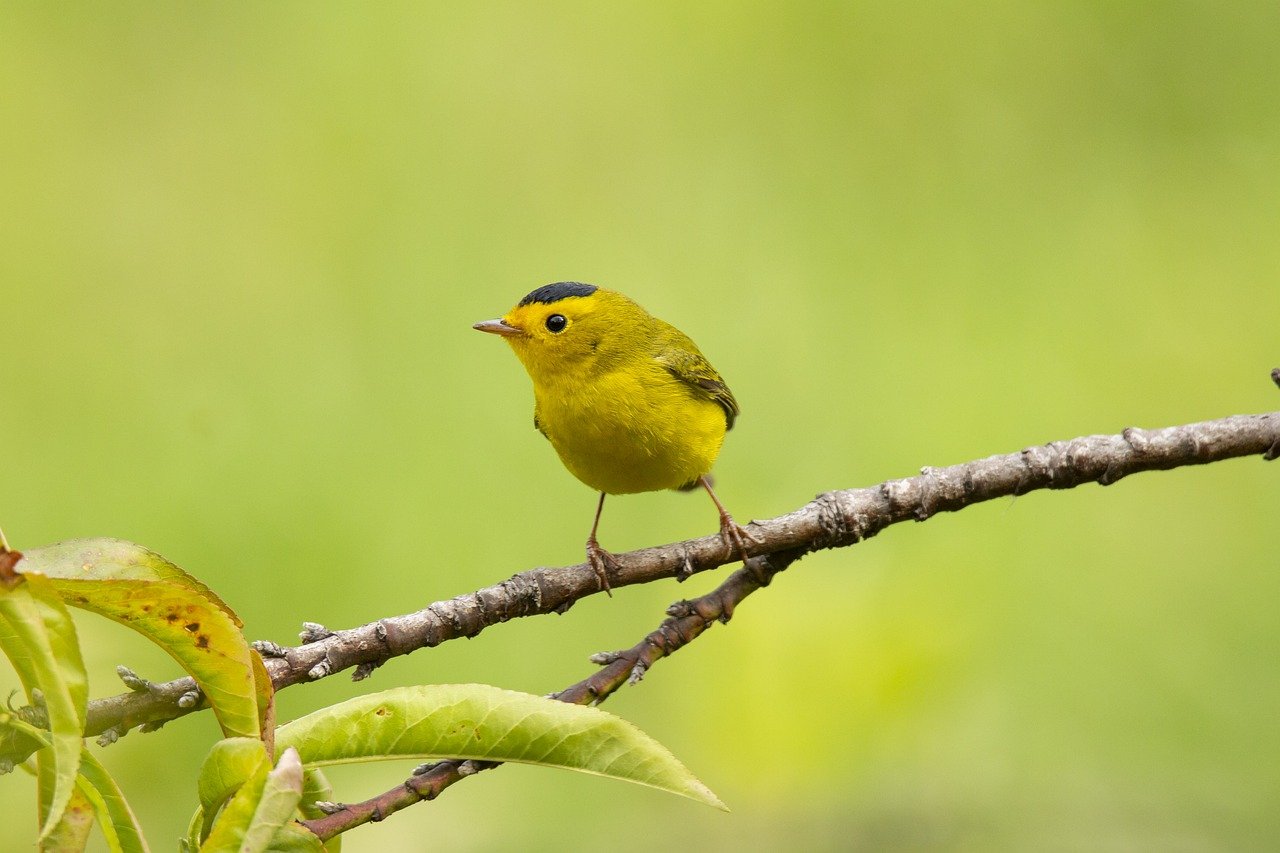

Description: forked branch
[81,403,1280,748]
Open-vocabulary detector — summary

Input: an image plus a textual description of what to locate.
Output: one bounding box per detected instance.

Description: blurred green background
[3,3,1278,850]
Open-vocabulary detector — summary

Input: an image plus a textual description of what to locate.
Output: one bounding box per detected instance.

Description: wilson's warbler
[474,282,754,593]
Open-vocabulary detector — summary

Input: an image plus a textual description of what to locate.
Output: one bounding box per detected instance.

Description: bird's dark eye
[545,314,567,333]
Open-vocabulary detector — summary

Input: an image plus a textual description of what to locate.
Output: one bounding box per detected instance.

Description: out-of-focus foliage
[3,3,1277,850]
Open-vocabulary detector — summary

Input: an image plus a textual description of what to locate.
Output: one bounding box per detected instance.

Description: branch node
[0,759,14,776]
[352,661,382,682]
[308,657,333,681]
[817,490,862,549]
[588,651,622,666]
[15,700,47,729]
[138,719,166,734]
[743,555,771,587]
[313,801,345,816]
[177,689,202,709]
[456,760,483,777]
[628,661,648,685]
[1121,427,1149,454]
[115,665,153,694]
[676,545,696,582]
[96,726,123,747]
[300,622,334,644]
[251,640,288,658]
[666,599,693,618]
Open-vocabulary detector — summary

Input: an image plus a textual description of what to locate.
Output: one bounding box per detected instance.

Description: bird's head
[474,282,645,380]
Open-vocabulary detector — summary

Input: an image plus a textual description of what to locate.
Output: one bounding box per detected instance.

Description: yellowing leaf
[17,539,238,623]
[275,684,726,810]
[18,539,259,739]
[250,650,275,755]
[42,782,94,852]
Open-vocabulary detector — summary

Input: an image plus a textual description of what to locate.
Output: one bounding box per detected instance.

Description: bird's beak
[473,318,523,338]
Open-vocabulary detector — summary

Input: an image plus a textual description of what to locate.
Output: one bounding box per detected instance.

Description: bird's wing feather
[655,330,739,431]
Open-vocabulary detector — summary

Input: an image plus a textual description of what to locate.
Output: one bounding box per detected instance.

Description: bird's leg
[699,475,760,562]
[585,492,618,596]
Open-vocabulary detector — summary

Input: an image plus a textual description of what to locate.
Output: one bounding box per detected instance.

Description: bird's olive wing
[656,337,739,431]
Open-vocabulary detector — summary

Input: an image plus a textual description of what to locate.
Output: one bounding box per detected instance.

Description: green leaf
[240,747,304,853]
[0,574,89,839]
[18,539,259,739]
[75,748,150,853]
[299,769,339,853]
[275,684,726,810]
[298,768,334,821]
[196,737,268,842]
[266,823,324,852]
[0,716,45,767]
[200,748,307,853]
[199,753,269,853]
[182,807,204,853]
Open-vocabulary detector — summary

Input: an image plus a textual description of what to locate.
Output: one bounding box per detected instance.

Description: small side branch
[298,548,803,840]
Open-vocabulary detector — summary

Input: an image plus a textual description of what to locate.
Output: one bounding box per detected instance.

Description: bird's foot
[585,537,620,596]
[717,512,762,563]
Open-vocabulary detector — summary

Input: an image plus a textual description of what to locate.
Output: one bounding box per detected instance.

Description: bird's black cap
[518,282,598,306]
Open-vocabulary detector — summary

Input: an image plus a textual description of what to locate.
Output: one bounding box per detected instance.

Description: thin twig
[297,548,803,840]
[78,407,1279,740]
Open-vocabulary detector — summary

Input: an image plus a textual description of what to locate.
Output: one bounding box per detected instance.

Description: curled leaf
[18,539,259,739]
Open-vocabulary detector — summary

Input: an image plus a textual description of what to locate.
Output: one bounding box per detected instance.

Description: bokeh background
[3,3,1278,850]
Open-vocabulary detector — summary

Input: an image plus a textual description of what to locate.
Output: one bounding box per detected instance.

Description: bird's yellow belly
[536,369,726,495]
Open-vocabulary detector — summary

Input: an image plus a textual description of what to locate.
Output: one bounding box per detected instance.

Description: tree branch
[82,407,1280,742]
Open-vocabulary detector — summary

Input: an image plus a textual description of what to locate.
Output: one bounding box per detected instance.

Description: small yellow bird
[474,282,754,593]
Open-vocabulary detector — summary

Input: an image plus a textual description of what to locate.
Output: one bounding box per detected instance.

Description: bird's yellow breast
[533,358,726,495]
